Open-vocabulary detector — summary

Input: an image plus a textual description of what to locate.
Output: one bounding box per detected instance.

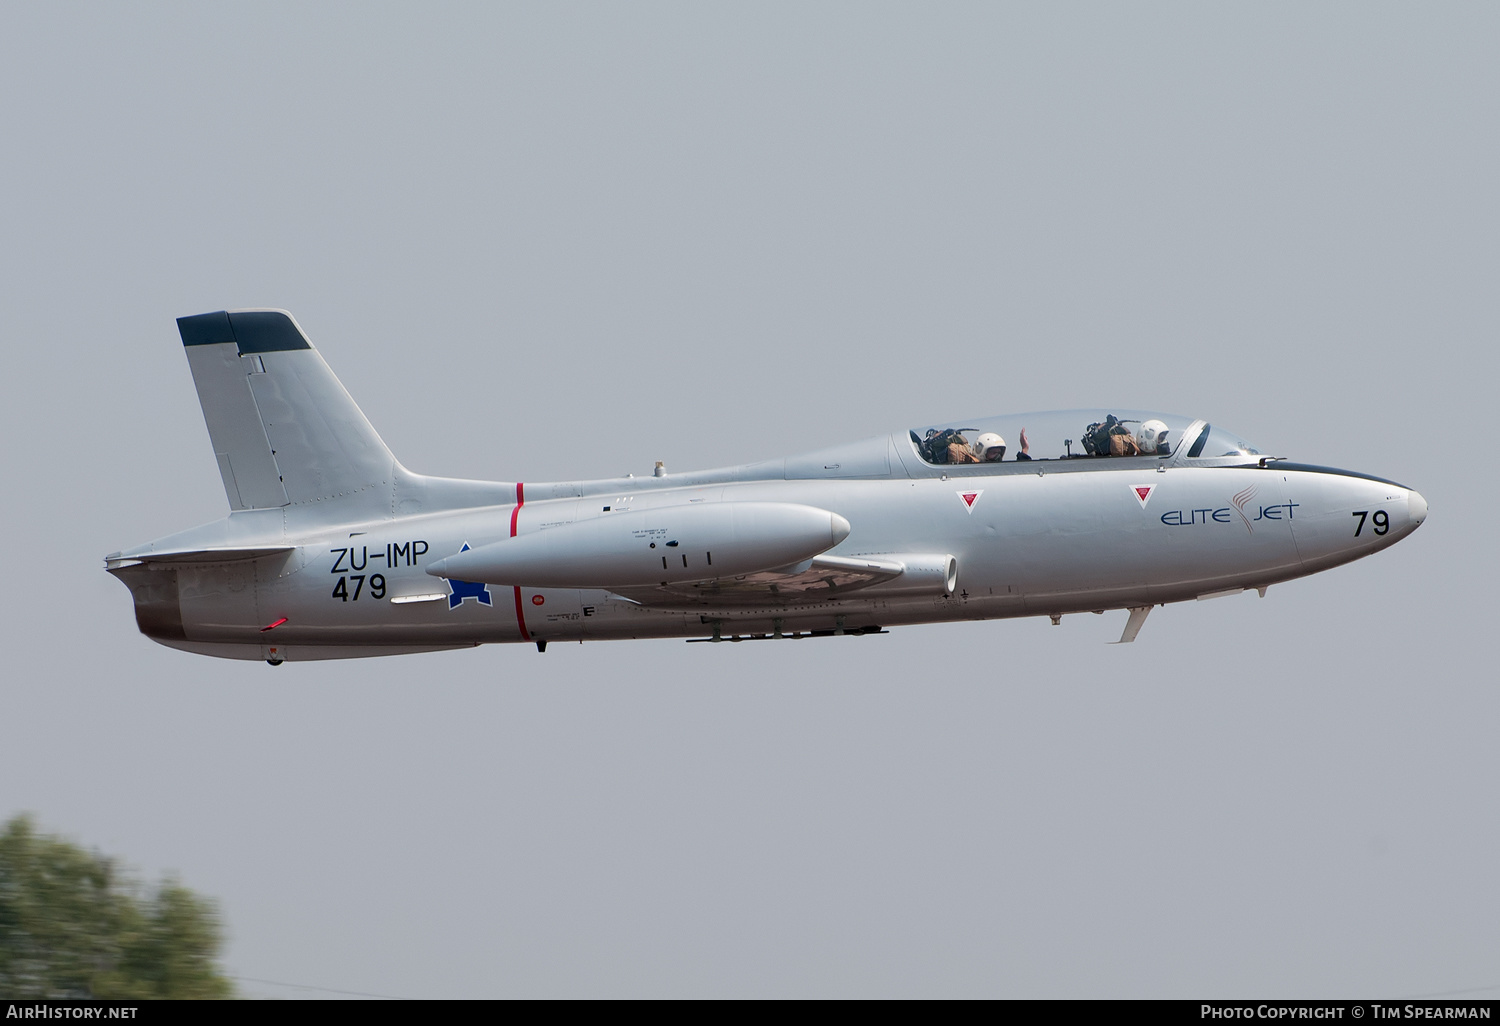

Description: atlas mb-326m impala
[106,310,1427,664]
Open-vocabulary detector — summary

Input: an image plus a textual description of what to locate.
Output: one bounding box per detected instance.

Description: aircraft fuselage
[111,440,1425,660]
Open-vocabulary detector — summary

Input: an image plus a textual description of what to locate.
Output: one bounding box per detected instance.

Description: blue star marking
[445,543,493,609]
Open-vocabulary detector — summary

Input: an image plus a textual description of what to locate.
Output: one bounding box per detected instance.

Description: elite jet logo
[957,489,983,513]
[1230,484,1258,533]
[1132,484,1155,508]
[445,542,493,609]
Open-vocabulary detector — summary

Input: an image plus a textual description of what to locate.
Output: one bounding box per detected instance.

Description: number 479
[1352,510,1388,537]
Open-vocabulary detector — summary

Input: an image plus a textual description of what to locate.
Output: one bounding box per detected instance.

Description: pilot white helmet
[973,432,1006,461]
[1138,419,1170,454]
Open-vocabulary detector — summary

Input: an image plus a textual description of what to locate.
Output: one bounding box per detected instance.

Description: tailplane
[177,309,398,511]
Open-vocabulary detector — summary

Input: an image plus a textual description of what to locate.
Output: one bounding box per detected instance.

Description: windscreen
[1184,423,1262,459]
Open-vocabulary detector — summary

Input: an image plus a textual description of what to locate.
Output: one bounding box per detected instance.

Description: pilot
[1137,419,1170,456]
[948,433,980,464]
[972,433,1006,462]
[972,428,1034,462]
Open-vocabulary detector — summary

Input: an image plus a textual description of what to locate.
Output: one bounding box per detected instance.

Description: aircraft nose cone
[830,513,852,546]
[1408,490,1428,528]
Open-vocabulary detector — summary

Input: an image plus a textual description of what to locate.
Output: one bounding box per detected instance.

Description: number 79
[1352,510,1389,537]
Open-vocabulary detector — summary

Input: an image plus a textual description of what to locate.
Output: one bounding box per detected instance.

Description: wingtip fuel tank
[426,502,852,589]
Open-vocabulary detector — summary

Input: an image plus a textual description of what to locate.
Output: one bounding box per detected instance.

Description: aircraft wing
[610,554,912,608]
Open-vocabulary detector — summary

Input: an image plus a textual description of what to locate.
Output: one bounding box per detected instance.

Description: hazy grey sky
[1,2,1494,998]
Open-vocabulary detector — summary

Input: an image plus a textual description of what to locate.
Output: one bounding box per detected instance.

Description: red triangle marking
[1135,486,1151,501]
[962,492,978,507]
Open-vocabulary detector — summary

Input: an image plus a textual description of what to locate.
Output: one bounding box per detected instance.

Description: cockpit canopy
[909,410,1262,466]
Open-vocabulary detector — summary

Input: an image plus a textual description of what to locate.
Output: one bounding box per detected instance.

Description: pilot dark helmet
[973,432,1007,461]
[1138,419,1169,454]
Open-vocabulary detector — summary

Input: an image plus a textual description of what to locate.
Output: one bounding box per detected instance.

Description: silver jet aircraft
[106,310,1428,663]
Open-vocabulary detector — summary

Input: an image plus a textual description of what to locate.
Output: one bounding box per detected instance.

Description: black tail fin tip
[178,309,312,353]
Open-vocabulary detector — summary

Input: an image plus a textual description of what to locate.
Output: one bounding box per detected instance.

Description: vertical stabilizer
[177,310,398,512]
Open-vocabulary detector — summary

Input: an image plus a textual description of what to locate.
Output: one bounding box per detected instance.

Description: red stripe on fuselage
[511,483,531,641]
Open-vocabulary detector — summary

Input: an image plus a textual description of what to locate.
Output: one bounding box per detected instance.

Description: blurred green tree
[0,814,232,999]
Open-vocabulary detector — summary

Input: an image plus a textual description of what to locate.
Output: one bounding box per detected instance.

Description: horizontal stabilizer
[105,546,294,570]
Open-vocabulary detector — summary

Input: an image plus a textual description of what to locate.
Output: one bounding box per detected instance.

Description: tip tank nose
[830,513,852,546]
[1408,490,1428,528]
